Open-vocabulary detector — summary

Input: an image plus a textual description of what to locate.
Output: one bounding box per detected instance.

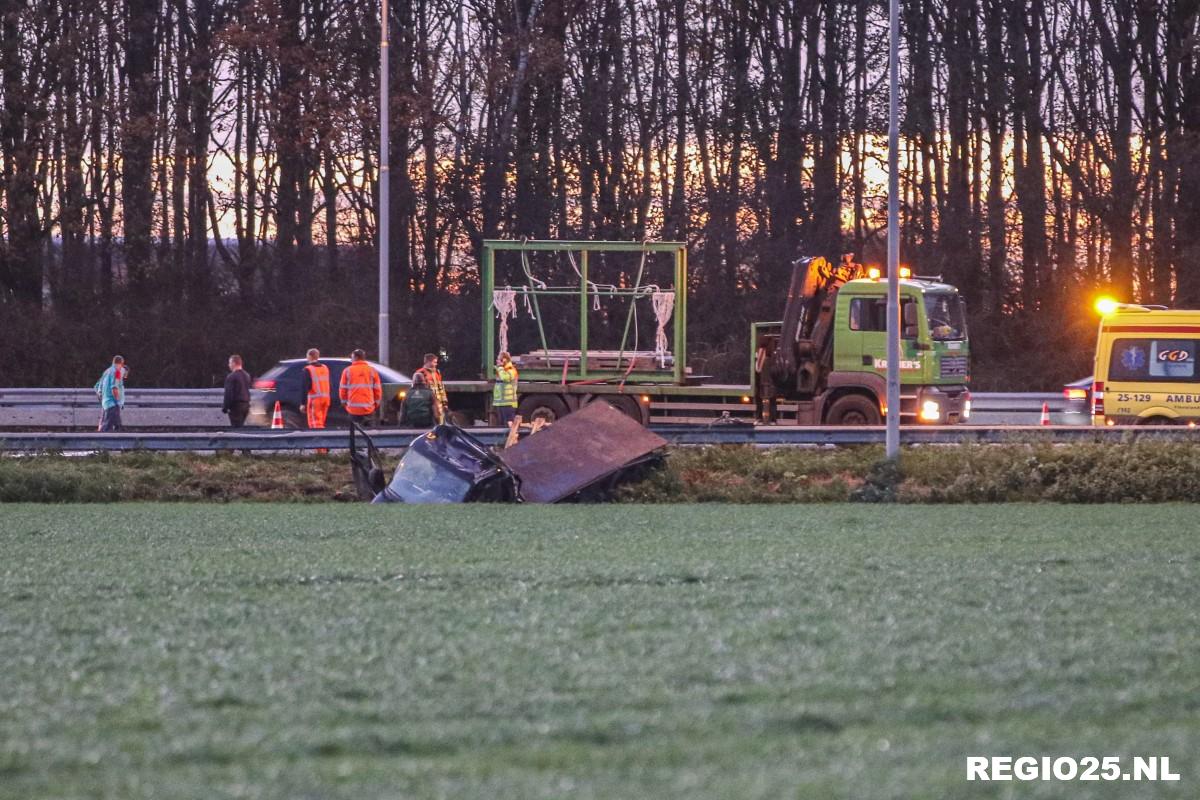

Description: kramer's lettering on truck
[873,359,922,370]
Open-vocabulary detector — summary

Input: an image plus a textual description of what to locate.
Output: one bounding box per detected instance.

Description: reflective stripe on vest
[340,362,381,412]
[416,367,448,403]
[304,363,331,401]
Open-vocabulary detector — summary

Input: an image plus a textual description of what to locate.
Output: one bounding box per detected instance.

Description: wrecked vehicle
[350,400,667,504]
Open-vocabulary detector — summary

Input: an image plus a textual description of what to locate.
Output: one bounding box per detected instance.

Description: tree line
[1,0,1197,388]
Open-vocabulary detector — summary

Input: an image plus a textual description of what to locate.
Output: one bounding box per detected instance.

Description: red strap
[618,357,637,393]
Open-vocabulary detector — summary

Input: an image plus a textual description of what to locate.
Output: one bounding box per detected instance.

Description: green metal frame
[481,240,688,384]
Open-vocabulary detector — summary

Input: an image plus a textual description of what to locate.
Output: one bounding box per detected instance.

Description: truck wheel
[589,395,645,425]
[517,394,569,424]
[824,394,881,425]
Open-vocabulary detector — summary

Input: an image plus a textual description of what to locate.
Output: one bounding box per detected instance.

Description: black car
[248,358,411,428]
[367,425,521,503]
[1062,375,1093,424]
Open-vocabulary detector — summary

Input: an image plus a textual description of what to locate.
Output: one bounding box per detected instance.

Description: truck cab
[754,267,971,425]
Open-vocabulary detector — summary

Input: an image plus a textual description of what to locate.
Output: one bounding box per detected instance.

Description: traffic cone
[271,401,285,429]
[1040,401,1050,426]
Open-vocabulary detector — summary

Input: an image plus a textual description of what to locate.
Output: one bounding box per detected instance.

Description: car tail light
[1065,387,1088,400]
[254,379,276,391]
[1092,380,1104,420]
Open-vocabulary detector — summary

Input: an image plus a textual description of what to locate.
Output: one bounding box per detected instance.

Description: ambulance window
[1109,338,1197,382]
[1149,340,1196,379]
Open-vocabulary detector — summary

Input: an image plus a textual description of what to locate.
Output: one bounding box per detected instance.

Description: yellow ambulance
[1092,299,1200,425]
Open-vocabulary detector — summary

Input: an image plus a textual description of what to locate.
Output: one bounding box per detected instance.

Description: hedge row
[3,442,1200,503]
[0,452,358,503]
[618,441,1200,503]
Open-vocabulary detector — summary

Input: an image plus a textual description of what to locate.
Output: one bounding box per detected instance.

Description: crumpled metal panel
[499,400,667,503]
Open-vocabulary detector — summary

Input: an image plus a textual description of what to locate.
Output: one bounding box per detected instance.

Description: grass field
[1,504,1197,799]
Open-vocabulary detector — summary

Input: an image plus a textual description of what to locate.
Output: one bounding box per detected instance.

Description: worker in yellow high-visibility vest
[493,351,518,427]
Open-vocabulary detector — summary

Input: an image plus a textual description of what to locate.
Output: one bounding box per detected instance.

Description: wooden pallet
[513,349,675,370]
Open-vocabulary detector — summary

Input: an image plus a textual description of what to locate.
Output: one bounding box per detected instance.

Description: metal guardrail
[0,388,228,428]
[655,424,1198,445]
[0,388,1065,429]
[1,424,1195,453]
[0,429,431,452]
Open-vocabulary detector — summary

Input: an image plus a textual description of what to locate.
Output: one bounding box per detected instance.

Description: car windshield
[371,363,410,383]
[924,294,967,341]
[387,449,473,503]
[257,364,289,382]
[283,360,409,383]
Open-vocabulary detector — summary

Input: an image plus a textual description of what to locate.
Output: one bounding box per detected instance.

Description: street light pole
[378,0,391,367]
[885,0,900,459]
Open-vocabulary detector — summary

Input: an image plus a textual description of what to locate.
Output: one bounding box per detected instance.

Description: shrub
[620,442,1200,504]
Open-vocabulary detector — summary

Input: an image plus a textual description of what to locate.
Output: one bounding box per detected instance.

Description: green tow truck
[442,240,970,426]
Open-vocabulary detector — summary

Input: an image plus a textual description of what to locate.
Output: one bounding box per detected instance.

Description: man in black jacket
[222,355,252,427]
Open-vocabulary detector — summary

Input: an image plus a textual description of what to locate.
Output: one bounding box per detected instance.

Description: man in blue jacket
[94,355,127,432]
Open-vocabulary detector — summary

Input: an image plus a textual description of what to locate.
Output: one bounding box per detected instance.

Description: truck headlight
[920,400,941,421]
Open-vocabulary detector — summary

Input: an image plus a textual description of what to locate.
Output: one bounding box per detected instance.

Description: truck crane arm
[768,254,865,396]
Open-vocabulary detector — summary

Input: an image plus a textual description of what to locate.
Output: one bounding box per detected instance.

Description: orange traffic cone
[271,401,285,429]
[1040,401,1050,426]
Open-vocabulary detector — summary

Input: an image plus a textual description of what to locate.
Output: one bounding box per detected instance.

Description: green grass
[1,504,1197,799]
[0,452,359,502]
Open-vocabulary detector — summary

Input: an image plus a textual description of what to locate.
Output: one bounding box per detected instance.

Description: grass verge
[0,452,359,502]
[620,440,1200,503]
[4,440,1200,503]
[1,503,1196,799]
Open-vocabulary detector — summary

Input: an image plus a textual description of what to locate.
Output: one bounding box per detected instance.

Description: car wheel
[824,394,881,425]
[282,408,306,430]
[516,394,570,424]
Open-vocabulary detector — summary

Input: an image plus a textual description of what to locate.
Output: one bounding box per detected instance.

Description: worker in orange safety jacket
[339,348,382,426]
[414,352,448,424]
[300,348,331,429]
